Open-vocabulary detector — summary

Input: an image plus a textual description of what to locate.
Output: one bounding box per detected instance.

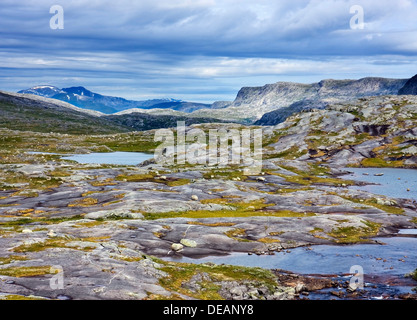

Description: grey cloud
[0,0,416,102]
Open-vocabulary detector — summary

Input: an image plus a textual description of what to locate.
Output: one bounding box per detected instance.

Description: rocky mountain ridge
[191,77,409,124]
[18,76,415,126]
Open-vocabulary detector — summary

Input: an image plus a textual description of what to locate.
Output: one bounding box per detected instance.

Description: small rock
[331,290,344,297]
[247,289,259,298]
[191,195,199,201]
[347,283,357,292]
[159,175,167,180]
[230,287,245,296]
[257,177,266,182]
[295,283,306,293]
[180,239,197,248]
[47,230,57,238]
[171,243,184,251]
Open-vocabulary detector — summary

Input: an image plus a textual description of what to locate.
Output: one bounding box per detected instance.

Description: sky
[1,0,417,103]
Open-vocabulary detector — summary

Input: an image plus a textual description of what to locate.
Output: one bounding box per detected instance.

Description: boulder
[171,243,184,251]
[180,239,197,248]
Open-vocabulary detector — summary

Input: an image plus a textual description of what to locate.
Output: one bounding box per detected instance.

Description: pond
[61,151,154,166]
[341,167,417,201]
[165,233,417,299]
[167,235,417,277]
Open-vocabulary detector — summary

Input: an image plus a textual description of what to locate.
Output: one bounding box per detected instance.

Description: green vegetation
[0,255,28,265]
[0,215,85,228]
[68,197,99,207]
[115,173,190,187]
[264,145,308,160]
[224,228,251,242]
[202,168,248,181]
[0,294,48,300]
[187,221,236,227]
[154,258,279,300]
[0,99,129,135]
[340,195,405,215]
[412,269,417,281]
[143,198,315,220]
[0,265,52,278]
[361,158,404,168]
[12,237,97,253]
[274,165,355,187]
[327,220,381,243]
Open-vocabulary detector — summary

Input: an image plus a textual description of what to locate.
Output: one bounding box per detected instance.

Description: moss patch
[0,255,28,265]
[341,196,405,215]
[327,220,381,243]
[224,228,251,242]
[187,221,236,227]
[155,259,279,300]
[12,237,96,253]
[0,265,52,277]
[361,158,404,168]
[143,199,315,220]
[68,197,98,207]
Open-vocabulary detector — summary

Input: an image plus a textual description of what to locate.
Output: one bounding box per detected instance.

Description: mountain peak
[18,85,63,98]
[17,85,210,114]
[61,86,96,97]
[398,74,417,95]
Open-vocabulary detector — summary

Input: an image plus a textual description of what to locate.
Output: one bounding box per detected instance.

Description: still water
[341,167,417,201]
[62,151,153,165]
[167,236,417,276]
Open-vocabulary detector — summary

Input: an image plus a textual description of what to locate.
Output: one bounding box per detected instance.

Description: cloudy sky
[1,0,417,102]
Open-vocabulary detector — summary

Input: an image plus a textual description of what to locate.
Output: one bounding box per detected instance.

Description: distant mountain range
[17,75,417,127]
[18,85,211,114]
[0,90,226,134]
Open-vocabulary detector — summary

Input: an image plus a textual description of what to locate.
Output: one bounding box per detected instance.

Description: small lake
[165,233,417,299]
[62,152,154,166]
[341,167,417,201]
[167,236,417,277]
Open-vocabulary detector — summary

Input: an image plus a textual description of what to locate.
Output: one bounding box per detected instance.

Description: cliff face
[398,74,417,95]
[254,100,329,126]
[231,77,407,121]
[225,77,407,125]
